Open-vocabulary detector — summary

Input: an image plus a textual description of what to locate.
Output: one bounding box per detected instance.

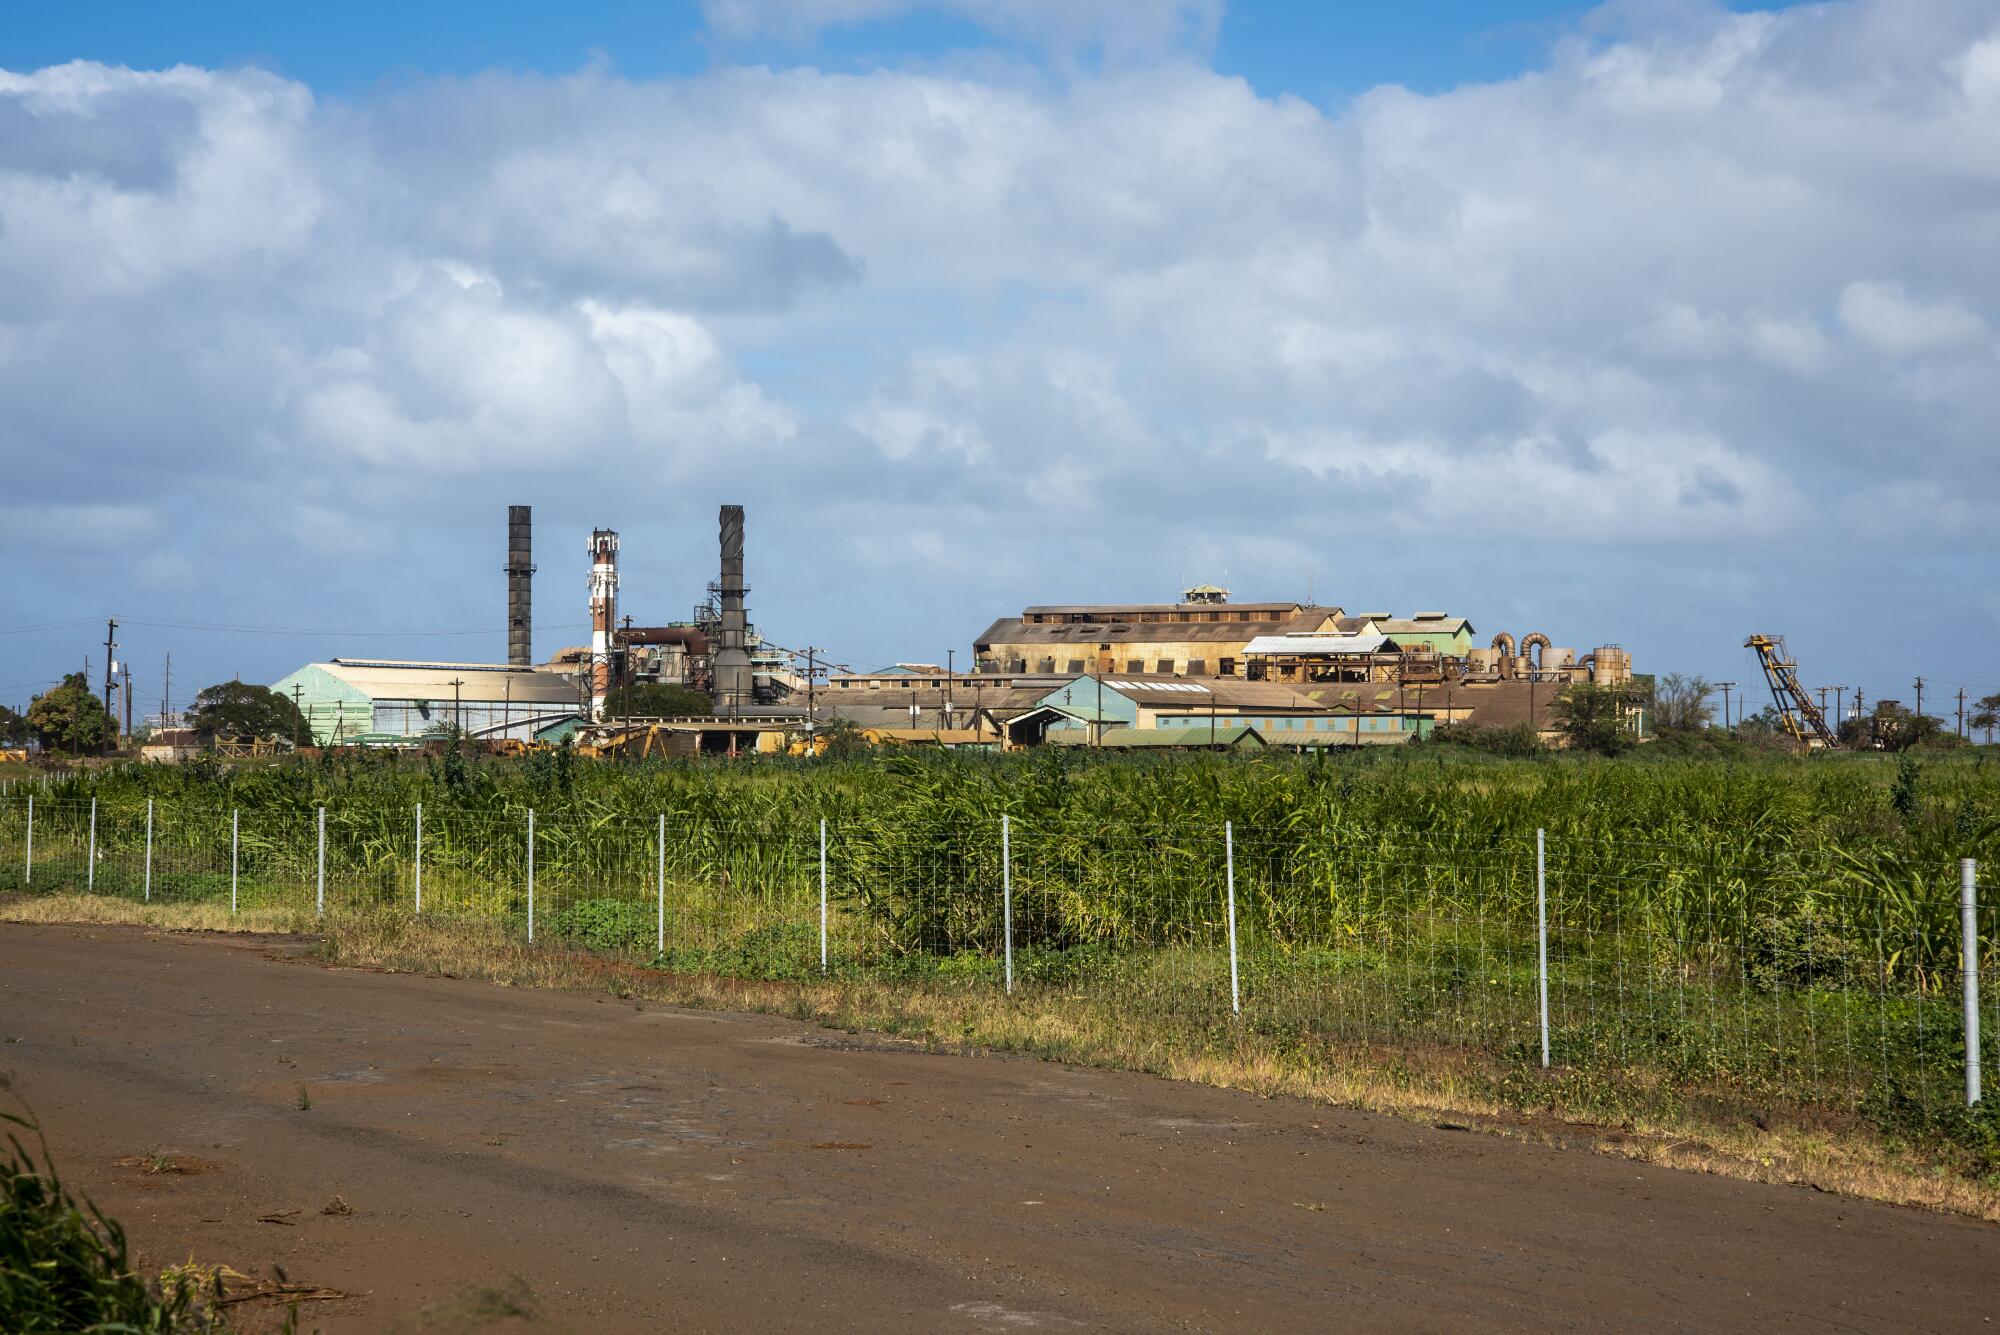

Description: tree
[1651,672,1715,732]
[599,683,713,718]
[1838,699,1951,752]
[0,704,29,747]
[26,673,113,754]
[1974,693,2000,746]
[186,680,313,747]
[1549,682,1642,756]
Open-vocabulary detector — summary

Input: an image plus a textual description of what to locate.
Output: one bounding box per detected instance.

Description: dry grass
[9,895,1998,1221]
[0,893,316,935]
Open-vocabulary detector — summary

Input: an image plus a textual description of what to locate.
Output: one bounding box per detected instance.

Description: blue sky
[1,0,1996,724]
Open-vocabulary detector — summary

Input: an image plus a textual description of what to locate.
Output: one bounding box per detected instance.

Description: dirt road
[0,923,1992,1332]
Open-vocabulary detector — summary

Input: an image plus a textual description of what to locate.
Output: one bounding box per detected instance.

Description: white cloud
[1836,279,1989,357]
[2,0,1999,694]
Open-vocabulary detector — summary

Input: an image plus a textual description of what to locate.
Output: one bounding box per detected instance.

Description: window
[1187,659,1207,675]
[1219,657,1235,676]
[1066,660,1085,674]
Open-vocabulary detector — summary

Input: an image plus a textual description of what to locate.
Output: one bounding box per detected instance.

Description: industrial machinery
[1744,634,1837,749]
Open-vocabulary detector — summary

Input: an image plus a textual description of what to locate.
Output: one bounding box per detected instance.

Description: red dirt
[0,922,1993,1332]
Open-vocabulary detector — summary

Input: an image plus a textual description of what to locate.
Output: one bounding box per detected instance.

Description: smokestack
[506,506,534,668]
[714,504,752,715]
[588,528,620,719]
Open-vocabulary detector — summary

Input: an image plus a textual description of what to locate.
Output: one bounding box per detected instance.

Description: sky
[2,0,1997,726]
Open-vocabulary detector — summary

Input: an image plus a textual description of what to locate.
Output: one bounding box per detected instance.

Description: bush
[1,1106,224,1332]
[548,898,656,954]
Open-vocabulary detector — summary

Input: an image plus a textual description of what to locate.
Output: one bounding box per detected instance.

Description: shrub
[548,898,656,954]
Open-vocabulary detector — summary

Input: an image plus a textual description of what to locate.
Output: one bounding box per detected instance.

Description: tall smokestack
[588,528,620,719]
[714,504,752,715]
[506,506,534,668]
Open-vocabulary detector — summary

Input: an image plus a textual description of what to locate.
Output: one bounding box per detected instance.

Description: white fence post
[87,796,97,893]
[526,807,536,943]
[819,817,829,976]
[414,803,423,915]
[315,805,325,916]
[1538,828,1550,1069]
[1964,857,1982,1106]
[1225,819,1240,1015]
[656,813,666,956]
[1002,814,1013,995]
[23,793,31,886]
[230,808,239,915]
[144,798,153,902]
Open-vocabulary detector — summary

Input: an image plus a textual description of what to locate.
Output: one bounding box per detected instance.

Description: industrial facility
[267,508,1643,751]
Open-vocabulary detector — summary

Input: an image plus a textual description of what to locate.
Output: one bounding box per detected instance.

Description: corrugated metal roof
[976,613,1336,647]
[1241,633,1392,656]
[1049,725,1265,749]
[314,660,578,705]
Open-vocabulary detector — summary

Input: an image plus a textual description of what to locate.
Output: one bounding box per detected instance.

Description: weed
[294,1086,312,1112]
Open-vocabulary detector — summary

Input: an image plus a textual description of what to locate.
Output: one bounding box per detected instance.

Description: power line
[0,617,589,638]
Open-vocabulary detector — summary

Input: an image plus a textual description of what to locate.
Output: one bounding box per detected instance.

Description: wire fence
[0,791,1992,1125]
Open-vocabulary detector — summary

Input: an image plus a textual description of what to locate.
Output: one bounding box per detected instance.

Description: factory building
[973,587,1344,679]
[269,659,582,746]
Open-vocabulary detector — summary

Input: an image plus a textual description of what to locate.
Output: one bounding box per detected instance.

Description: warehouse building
[269,659,583,745]
[973,586,1344,680]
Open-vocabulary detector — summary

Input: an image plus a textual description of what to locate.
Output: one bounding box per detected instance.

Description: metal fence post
[1225,819,1240,1015]
[23,793,31,886]
[819,817,829,976]
[1002,814,1013,994]
[1964,857,1981,1106]
[1537,828,1550,1069]
[315,805,325,916]
[526,807,536,943]
[144,798,153,902]
[414,802,423,915]
[656,813,666,956]
[230,808,239,915]
[87,796,97,893]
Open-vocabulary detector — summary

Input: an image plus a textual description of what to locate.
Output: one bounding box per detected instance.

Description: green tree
[25,674,112,755]
[1549,682,1641,756]
[1973,692,2000,746]
[185,680,313,746]
[0,704,29,747]
[1651,672,1715,732]
[599,683,713,718]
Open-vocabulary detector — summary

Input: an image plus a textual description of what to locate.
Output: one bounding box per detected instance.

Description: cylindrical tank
[1591,646,1631,684]
[1546,647,1575,670]
[1467,647,1498,676]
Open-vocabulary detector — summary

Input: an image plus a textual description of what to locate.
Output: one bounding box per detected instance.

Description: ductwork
[619,626,712,654]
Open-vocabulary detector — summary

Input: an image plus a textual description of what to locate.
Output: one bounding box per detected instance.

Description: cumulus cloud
[2,0,1997,693]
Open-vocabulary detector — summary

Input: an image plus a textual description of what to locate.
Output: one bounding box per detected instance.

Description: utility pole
[1718,682,1735,731]
[1958,687,1967,739]
[161,653,172,726]
[1834,685,1846,731]
[102,618,118,747]
[947,650,955,732]
[1817,686,1830,729]
[1914,676,1925,724]
[450,677,464,733]
[122,662,133,739]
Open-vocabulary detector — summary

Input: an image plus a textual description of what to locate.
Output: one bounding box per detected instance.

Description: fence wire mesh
[0,791,1992,1123]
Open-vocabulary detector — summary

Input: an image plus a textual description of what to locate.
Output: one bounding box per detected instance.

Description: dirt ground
[0,923,1994,1333]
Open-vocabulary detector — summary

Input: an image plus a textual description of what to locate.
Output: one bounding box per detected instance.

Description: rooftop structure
[269,658,581,746]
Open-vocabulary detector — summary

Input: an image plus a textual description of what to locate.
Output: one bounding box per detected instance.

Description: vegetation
[1547,682,1644,755]
[599,683,713,718]
[24,674,112,755]
[0,1102,226,1332]
[0,704,29,747]
[3,745,1997,1194]
[185,680,312,747]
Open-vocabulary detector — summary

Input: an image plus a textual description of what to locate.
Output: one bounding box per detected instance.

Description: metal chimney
[588,528,620,719]
[714,504,752,715]
[506,506,534,667]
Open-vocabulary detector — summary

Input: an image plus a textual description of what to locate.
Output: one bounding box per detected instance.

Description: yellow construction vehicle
[1744,634,1837,748]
